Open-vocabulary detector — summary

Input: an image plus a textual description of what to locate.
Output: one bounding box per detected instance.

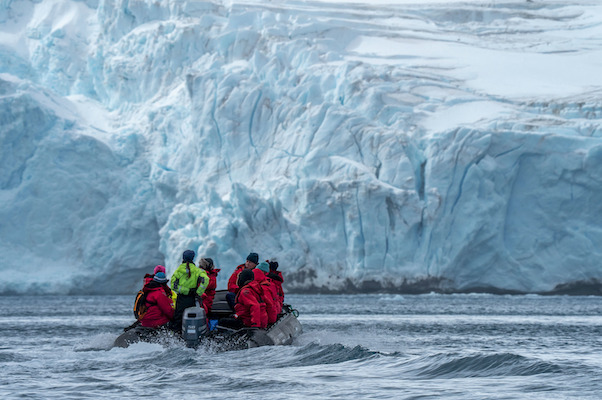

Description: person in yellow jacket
[169,249,209,333]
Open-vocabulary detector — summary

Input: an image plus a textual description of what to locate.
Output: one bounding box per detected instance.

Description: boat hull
[113,290,302,350]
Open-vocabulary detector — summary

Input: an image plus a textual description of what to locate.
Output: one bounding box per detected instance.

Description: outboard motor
[181,306,208,348]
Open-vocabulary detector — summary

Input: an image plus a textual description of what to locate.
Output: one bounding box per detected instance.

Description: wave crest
[414,353,562,378]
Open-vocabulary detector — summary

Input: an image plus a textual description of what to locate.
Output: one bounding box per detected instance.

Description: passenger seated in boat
[140,272,175,329]
[255,262,280,324]
[266,260,284,308]
[219,269,267,329]
[199,257,220,315]
[226,252,259,310]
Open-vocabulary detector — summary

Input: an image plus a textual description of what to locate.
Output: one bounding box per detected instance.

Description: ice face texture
[1,0,601,294]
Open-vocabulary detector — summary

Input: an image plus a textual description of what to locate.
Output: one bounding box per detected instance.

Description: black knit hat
[269,261,279,271]
[237,269,255,287]
[182,250,195,263]
[246,252,259,264]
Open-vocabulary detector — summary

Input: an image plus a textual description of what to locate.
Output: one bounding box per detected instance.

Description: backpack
[133,290,148,320]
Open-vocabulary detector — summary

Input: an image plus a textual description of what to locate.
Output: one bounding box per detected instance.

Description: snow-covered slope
[1,0,601,294]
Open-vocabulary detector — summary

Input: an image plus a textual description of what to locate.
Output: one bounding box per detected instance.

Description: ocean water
[1,294,601,399]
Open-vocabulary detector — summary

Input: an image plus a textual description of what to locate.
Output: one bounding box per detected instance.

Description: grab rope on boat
[283,303,300,318]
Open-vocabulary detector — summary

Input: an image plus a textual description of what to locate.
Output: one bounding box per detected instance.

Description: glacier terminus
[1,0,602,295]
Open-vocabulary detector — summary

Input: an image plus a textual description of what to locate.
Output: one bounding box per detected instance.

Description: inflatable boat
[113,290,302,350]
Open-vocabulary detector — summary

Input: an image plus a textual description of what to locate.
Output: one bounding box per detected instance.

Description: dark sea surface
[1,294,601,399]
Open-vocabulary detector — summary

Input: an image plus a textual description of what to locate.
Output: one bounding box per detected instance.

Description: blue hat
[183,250,195,263]
[246,252,259,264]
[153,272,168,283]
[257,261,269,273]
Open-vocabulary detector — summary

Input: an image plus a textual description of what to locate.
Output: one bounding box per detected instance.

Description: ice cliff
[1,0,602,294]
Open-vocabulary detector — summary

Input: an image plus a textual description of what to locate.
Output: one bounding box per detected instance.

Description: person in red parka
[266,261,284,307]
[255,261,280,324]
[234,269,268,328]
[227,252,259,293]
[218,269,267,330]
[226,252,259,309]
[199,257,220,314]
[140,272,175,328]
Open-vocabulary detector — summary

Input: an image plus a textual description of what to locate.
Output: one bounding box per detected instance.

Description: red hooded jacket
[234,281,267,328]
[140,281,175,328]
[227,264,245,293]
[252,269,279,324]
[201,268,220,314]
[267,270,284,306]
[252,268,266,281]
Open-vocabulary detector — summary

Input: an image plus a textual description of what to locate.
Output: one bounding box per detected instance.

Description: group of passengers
[137,250,285,333]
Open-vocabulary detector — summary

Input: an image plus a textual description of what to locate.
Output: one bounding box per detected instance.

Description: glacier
[1,0,602,295]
